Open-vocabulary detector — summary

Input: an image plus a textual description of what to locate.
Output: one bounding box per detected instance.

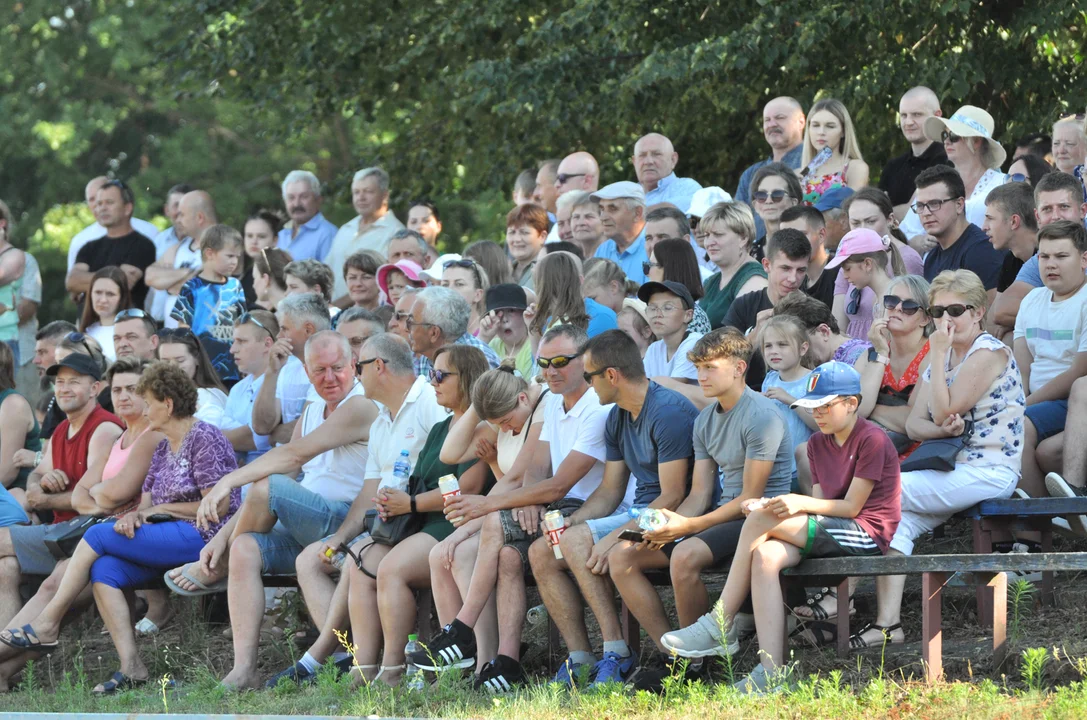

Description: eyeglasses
[582,366,613,383]
[753,190,790,204]
[929,303,975,319]
[114,308,148,322]
[940,130,963,144]
[1005,173,1028,184]
[429,368,458,384]
[537,352,582,369]
[641,261,662,275]
[882,295,923,316]
[240,312,274,338]
[846,287,861,316]
[811,398,847,415]
[355,357,382,374]
[556,173,586,185]
[910,197,959,215]
[646,302,683,316]
[65,331,94,357]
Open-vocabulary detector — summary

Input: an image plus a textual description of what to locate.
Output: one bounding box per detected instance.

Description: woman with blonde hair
[800,99,870,204]
[699,202,768,328]
[582,258,627,316]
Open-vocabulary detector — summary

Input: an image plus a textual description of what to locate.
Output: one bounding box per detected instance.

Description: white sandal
[373,664,405,686]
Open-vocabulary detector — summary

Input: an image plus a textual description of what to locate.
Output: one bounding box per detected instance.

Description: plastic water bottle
[392,450,412,492]
[404,634,426,690]
[526,603,549,627]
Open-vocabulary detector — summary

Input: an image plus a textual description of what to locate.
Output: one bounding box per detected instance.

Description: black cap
[46,353,103,381]
[637,280,695,311]
[485,283,528,313]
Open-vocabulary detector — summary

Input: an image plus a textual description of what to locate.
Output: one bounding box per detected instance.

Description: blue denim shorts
[247,474,352,575]
[585,510,633,544]
[1024,399,1068,441]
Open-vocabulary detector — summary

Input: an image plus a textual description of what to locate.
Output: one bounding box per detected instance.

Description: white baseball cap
[687,186,733,219]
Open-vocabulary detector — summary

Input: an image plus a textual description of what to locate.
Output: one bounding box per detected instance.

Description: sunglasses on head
[753,189,789,204]
[1005,173,1028,184]
[65,331,94,357]
[929,303,975,319]
[882,295,923,315]
[443,259,477,270]
[940,130,963,144]
[240,312,274,338]
[537,352,581,370]
[114,308,148,322]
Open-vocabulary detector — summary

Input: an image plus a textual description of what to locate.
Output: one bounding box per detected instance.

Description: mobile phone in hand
[618,529,645,543]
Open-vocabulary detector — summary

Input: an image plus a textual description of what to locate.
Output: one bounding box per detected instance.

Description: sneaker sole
[660,638,740,658]
[413,656,475,672]
[1044,473,1087,536]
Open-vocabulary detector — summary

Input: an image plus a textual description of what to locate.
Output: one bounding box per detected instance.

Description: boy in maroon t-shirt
[660,361,900,695]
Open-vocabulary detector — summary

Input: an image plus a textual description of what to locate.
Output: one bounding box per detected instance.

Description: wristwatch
[867,347,890,366]
[410,495,417,514]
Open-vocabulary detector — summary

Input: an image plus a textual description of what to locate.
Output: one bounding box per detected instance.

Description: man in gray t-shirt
[608,328,794,687]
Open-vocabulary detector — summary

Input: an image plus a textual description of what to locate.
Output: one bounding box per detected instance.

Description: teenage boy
[661,361,900,695]
[530,329,698,687]
[722,229,811,390]
[1013,221,1087,505]
[609,328,794,690]
[638,280,702,381]
[779,205,834,308]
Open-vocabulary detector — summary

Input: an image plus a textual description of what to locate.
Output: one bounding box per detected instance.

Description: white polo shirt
[365,376,451,489]
[540,387,612,502]
[297,381,370,503]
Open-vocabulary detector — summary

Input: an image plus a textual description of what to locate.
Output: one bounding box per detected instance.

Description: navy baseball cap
[814,186,855,212]
[791,361,861,409]
[46,353,103,381]
[637,280,695,311]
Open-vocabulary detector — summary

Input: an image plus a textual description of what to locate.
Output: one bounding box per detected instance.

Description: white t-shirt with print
[1013,280,1087,394]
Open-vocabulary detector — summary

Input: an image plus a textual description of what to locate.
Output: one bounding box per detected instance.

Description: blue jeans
[246,474,352,574]
[84,520,205,589]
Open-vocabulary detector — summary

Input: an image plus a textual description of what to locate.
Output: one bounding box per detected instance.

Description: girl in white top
[79,267,132,363]
[156,329,228,428]
[431,363,548,671]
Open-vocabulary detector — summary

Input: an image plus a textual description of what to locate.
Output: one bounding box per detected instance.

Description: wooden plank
[988,572,1007,668]
[972,519,993,630]
[835,578,849,657]
[965,497,1087,517]
[783,552,1087,577]
[921,571,944,683]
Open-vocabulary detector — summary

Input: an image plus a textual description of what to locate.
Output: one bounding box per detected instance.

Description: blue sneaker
[589,651,636,686]
[552,656,587,687]
[265,660,315,688]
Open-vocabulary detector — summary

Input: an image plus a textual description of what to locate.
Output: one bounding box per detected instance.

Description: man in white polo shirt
[165,331,378,690]
[410,324,612,693]
[252,293,331,445]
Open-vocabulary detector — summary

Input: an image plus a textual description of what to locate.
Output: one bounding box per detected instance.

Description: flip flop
[93,670,151,695]
[0,624,59,653]
[163,564,227,597]
[135,616,172,636]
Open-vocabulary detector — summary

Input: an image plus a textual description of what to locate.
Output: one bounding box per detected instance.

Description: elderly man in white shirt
[329,168,405,307]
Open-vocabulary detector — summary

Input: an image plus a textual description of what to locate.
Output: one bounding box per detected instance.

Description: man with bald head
[546,152,601,241]
[66,176,160,272]
[145,190,219,321]
[633,133,702,213]
[735,97,807,238]
[880,87,948,218]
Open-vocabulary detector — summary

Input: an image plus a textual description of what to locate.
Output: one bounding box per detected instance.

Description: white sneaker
[733,663,795,696]
[661,604,740,658]
[1044,473,1087,536]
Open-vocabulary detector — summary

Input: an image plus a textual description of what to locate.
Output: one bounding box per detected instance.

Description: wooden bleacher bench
[781,551,1087,682]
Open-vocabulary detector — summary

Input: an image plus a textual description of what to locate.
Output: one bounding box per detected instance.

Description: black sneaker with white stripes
[408,619,476,671]
[473,654,526,694]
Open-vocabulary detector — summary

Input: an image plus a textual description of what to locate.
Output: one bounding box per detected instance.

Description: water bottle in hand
[392,450,412,492]
[404,634,426,690]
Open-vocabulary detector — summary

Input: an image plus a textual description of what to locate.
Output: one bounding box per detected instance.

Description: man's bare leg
[527,535,591,655]
[296,541,339,631]
[219,533,268,690]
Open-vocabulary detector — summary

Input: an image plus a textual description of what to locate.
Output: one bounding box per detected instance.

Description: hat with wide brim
[377,260,426,297]
[924,106,1006,170]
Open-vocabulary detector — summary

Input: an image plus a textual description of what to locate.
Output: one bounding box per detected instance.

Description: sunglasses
[240,312,274,338]
[753,189,790,204]
[355,356,382,374]
[156,327,196,341]
[846,287,861,316]
[537,352,581,369]
[929,303,975,319]
[443,259,477,270]
[940,130,963,144]
[556,173,586,185]
[882,295,923,315]
[65,331,94,357]
[582,366,612,383]
[1005,173,1028,184]
[114,308,149,322]
[641,261,662,275]
[428,368,458,384]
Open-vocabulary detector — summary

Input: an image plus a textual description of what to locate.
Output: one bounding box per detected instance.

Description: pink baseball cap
[377,259,426,297]
[825,229,891,270]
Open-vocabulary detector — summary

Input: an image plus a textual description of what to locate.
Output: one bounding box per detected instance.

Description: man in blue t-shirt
[914,165,1006,306]
[528,329,698,687]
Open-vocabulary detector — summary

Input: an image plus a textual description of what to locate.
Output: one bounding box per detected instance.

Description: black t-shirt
[878,143,949,206]
[922,223,1006,289]
[722,288,775,390]
[803,267,837,310]
[75,231,157,308]
[997,252,1027,293]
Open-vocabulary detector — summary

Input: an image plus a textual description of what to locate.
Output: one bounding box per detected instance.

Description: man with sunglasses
[66,180,157,310]
[177,331,378,690]
[527,329,697,687]
[914,165,1005,307]
[426,326,610,684]
[220,311,279,465]
[879,87,947,220]
[111,309,159,362]
[549,153,601,241]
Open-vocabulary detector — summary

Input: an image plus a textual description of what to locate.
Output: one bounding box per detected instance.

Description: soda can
[638,508,667,532]
[541,510,567,559]
[439,474,462,524]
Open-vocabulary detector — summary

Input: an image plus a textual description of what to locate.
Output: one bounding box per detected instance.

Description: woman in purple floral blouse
[0,361,240,694]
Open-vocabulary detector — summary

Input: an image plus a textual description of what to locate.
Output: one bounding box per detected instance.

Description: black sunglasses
[156,327,196,341]
[940,130,963,144]
[583,366,612,384]
[642,261,662,276]
[882,295,923,316]
[355,356,382,374]
[929,303,975,319]
[847,287,861,316]
[556,173,586,184]
[240,312,274,338]
[429,368,458,384]
[65,331,94,357]
[537,352,581,369]
[753,189,790,203]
